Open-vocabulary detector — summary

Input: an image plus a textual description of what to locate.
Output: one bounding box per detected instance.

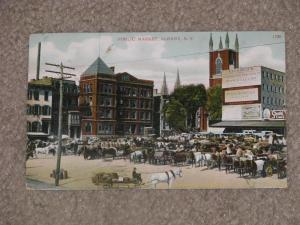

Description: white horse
[130,150,143,162]
[193,152,206,167]
[149,168,183,189]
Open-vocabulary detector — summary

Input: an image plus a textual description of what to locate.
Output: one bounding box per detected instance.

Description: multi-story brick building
[51,78,80,137]
[212,66,286,134]
[79,57,154,137]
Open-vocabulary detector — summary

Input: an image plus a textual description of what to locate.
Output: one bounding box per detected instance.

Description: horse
[101,147,117,159]
[193,152,206,167]
[130,151,143,163]
[82,145,100,160]
[149,168,183,189]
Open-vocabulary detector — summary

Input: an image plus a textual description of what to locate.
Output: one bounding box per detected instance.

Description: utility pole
[45,62,76,186]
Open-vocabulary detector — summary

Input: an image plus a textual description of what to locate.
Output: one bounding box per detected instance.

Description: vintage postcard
[26,32,287,190]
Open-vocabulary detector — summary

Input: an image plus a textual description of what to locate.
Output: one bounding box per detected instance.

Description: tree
[206,85,222,121]
[170,84,207,129]
[163,99,187,131]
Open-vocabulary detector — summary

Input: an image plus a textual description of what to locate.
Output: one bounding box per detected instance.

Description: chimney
[110,66,115,72]
[36,42,41,80]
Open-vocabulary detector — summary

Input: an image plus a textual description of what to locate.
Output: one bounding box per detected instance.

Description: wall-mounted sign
[222,104,261,121]
[224,88,259,103]
[263,108,286,120]
[222,66,261,88]
[241,104,261,120]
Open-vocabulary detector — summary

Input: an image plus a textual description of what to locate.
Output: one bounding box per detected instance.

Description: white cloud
[28,35,284,93]
[240,46,285,72]
[28,36,210,91]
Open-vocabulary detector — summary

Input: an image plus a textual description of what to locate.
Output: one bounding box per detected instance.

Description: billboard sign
[222,104,261,121]
[222,66,261,88]
[224,88,259,104]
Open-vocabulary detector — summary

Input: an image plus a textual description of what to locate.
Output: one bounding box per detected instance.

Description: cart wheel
[266,165,273,176]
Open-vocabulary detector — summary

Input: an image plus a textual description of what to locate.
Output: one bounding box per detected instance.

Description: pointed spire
[161,72,169,96]
[225,32,229,48]
[174,68,181,90]
[219,36,223,49]
[209,33,213,52]
[235,34,239,52]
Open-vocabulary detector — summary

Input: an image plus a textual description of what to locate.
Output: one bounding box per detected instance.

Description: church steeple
[219,36,223,49]
[174,68,181,90]
[225,32,229,48]
[161,72,169,96]
[209,33,213,52]
[235,34,239,52]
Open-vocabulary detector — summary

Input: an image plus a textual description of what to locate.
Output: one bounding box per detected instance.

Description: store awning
[210,120,285,128]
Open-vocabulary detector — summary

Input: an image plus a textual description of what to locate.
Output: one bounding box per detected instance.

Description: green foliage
[170,84,207,129]
[163,99,187,131]
[206,85,222,121]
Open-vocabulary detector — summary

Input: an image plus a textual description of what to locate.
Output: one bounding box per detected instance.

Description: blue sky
[28,32,285,92]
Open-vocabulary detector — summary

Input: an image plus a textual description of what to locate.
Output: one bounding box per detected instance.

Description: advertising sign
[263,108,286,120]
[241,104,261,120]
[224,88,259,103]
[222,104,261,121]
[222,66,261,88]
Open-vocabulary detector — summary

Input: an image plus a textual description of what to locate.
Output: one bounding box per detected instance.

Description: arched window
[215,55,222,75]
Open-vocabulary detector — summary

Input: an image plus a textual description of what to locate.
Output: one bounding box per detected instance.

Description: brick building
[79,57,154,137]
[198,32,240,131]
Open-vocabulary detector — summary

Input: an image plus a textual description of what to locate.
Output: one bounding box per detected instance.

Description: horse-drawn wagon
[92,172,142,189]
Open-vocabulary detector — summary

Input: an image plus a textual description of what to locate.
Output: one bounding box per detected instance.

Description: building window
[85,122,92,133]
[140,112,145,120]
[130,100,137,108]
[215,56,222,75]
[130,111,136,119]
[44,91,49,101]
[267,97,269,104]
[33,90,39,100]
[27,121,31,132]
[101,83,113,94]
[145,112,150,120]
[33,105,41,115]
[42,106,51,115]
[28,90,33,100]
[263,97,265,103]
[31,121,40,132]
[132,88,137,96]
[98,123,113,135]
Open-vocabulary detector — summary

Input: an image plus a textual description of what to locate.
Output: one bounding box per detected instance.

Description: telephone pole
[45,62,76,186]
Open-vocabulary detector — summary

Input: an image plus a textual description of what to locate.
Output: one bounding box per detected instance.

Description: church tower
[161,72,169,96]
[174,68,181,90]
[209,32,239,87]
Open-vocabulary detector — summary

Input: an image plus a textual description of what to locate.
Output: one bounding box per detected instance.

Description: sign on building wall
[222,104,261,121]
[222,66,261,88]
[241,104,261,120]
[224,88,259,103]
[263,108,286,120]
